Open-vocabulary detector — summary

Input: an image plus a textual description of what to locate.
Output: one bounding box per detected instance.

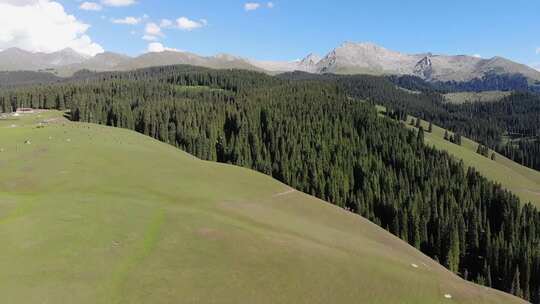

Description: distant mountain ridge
[311,42,540,82]
[0,47,264,76]
[1,43,539,83]
[0,47,88,72]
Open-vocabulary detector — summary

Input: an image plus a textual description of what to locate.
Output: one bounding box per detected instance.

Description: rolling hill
[0,70,63,88]
[0,110,526,304]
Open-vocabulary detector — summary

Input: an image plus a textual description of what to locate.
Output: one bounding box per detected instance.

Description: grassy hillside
[406,117,540,207]
[0,111,525,304]
[443,91,512,104]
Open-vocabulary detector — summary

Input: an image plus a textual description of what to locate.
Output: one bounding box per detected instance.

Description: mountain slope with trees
[2,65,540,302]
[398,114,540,208]
[282,72,540,172]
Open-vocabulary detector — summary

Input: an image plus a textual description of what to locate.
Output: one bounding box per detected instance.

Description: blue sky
[1,0,539,68]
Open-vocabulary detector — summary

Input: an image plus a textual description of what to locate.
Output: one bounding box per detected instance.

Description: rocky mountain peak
[212,53,243,62]
[413,56,433,79]
[300,53,321,65]
[336,42,392,54]
[47,48,88,66]
[340,41,378,48]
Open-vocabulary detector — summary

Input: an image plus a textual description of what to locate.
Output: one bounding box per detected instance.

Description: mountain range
[1,42,539,83]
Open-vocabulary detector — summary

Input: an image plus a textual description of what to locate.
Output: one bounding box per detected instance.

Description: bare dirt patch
[273,188,296,197]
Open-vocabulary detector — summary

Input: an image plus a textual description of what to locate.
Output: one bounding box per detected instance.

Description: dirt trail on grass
[523,189,540,196]
[273,188,296,197]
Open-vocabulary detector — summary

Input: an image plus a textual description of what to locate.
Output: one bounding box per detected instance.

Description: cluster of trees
[500,140,540,170]
[444,130,462,145]
[476,145,490,157]
[2,66,540,302]
[293,73,540,172]
[476,144,499,161]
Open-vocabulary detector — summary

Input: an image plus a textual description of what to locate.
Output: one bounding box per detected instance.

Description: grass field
[443,91,511,104]
[0,111,525,303]
[404,117,540,207]
[173,85,226,94]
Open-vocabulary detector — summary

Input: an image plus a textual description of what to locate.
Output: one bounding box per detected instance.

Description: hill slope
[0,111,525,304]
[443,91,512,104]
[403,116,540,207]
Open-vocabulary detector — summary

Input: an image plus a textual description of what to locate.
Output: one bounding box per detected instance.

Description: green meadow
[442,91,511,104]
[0,111,525,303]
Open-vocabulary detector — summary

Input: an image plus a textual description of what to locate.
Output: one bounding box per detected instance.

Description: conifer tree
[417,127,424,144]
[511,267,522,298]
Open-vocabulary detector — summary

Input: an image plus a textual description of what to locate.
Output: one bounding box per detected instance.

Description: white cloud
[147,42,165,52]
[472,54,482,58]
[244,2,260,11]
[176,17,207,31]
[146,42,181,53]
[531,63,540,71]
[156,17,207,32]
[160,19,173,28]
[80,1,102,11]
[142,34,158,41]
[101,0,135,7]
[0,0,38,5]
[112,16,140,25]
[0,0,103,56]
[244,2,274,11]
[145,22,163,36]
